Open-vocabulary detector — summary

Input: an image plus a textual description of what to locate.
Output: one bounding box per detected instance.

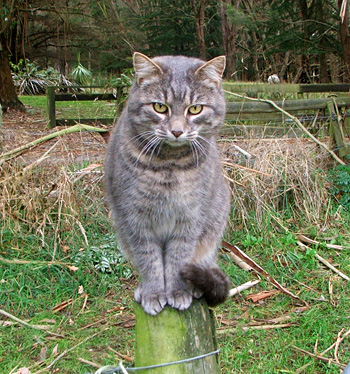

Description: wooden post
[46,86,56,128]
[327,100,350,158]
[134,298,221,374]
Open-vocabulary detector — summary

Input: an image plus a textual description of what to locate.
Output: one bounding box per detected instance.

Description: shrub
[10,59,75,95]
[328,164,350,211]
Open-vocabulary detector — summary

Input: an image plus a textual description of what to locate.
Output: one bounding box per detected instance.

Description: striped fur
[105,53,231,315]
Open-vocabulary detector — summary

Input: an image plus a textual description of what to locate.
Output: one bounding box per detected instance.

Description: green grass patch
[1,116,350,373]
[20,95,119,122]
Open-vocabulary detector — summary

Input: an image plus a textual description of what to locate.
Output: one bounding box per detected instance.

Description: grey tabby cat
[105,52,231,315]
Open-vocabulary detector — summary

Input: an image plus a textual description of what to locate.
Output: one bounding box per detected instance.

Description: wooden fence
[46,85,121,128]
[46,83,350,158]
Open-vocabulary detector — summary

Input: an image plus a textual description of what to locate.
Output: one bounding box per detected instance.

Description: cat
[105,52,231,315]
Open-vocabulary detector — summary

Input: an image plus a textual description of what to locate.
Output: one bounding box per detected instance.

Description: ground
[1,109,108,166]
[1,105,350,374]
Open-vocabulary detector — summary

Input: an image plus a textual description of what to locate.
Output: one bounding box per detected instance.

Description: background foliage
[2,0,350,83]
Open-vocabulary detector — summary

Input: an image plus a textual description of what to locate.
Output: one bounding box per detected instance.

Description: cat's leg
[164,238,197,311]
[182,235,230,307]
[128,241,167,315]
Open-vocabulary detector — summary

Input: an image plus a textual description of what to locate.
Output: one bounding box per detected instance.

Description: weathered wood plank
[225,97,350,114]
[55,93,119,101]
[55,118,114,126]
[223,82,350,94]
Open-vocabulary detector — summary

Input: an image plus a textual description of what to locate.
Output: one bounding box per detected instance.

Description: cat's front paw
[167,289,193,311]
[135,285,167,316]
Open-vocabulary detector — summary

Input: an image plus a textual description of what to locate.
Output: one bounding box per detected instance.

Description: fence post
[134,298,221,374]
[46,86,56,128]
[327,100,350,158]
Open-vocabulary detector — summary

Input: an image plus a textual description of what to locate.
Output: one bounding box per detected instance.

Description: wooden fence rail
[223,82,350,95]
[46,85,121,128]
[223,96,350,158]
[46,84,350,158]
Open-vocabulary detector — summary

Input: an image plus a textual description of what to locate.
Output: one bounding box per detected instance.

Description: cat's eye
[153,103,168,113]
[188,105,203,115]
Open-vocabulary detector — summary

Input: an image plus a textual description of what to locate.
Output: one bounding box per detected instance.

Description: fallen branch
[292,346,346,370]
[228,279,261,297]
[217,323,294,335]
[223,90,346,165]
[246,289,280,303]
[230,144,252,159]
[0,124,108,164]
[77,358,101,368]
[297,241,350,281]
[297,234,345,251]
[222,240,305,303]
[222,160,273,177]
[0,256,78,272]
[107,346,133,362]
[0,309,62,338]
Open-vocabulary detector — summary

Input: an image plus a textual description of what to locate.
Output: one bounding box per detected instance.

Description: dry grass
[0,148,106,259]
[221,137,335,232]
[1,128,337,243]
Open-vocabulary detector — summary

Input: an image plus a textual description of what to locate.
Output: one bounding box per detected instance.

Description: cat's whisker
[197,135,217,151]
[192,139,208,158]
[149,139,162,162]
[190,142,199,167]
[124,131,155,148]
[135,136,160,164]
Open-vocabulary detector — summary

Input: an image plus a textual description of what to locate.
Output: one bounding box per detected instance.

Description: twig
[222,240,305,303]
[217,323,293,335]
[292,345,346,370]
[297,241,350,281]
[0,124,108,164]
[335,329,350,364]
[230,144,252,159]
[0,309,49,330]
[78,358,101,368]
[228,279,261,297]
[295,361,313,373]
[223,172,245,187]
[328,278,336,306]
[297,234,345,250]
[222,160,273,177]
[223,90,346,165]
[0,256,76,271]
[32,328,109,373]
[108,346,133,362]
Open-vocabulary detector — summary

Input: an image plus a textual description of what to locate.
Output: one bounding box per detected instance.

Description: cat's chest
[141,168,200,202]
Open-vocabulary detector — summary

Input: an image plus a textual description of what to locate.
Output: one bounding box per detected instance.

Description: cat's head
[127,53,226,149]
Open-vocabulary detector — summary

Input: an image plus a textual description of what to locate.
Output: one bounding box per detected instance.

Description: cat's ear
[133,52,163,85]
[195,56,226,85]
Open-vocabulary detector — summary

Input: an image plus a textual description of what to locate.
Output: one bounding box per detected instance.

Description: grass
[1,96,350,373]
[20,95,118,122]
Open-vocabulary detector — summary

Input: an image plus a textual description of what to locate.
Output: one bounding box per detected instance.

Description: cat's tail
[181,264,230,307]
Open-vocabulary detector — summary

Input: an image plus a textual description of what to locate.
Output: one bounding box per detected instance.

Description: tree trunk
[319,53,330,83]
[338,0,350,82]
[0,35,25,112]
[134,298,221,374]
[219,0,241,79]
[191,0,207,60]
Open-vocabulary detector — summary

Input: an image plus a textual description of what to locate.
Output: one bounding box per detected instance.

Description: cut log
[134,298,221,374]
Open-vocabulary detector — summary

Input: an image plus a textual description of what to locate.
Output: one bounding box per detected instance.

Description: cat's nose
[171,130,183,138]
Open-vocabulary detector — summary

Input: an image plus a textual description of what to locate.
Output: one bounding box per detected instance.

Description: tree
[191,0,208,60]
[338,0,350,82]
[218,0,241,79]
[0,0,25,111]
